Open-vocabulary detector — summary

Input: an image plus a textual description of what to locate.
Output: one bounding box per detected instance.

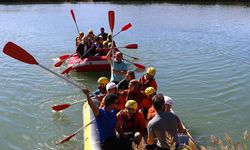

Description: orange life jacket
[139,75,158,91]
[117,110,145,135]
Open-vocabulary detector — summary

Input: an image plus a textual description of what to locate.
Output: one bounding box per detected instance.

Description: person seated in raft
[95,36,108,56]
[107,51,128,84]
[122,79,151,114]
[75,37,81,47]
[106,33,116,47]
[117,71,135,93]
[139,67,158,92]
[77,36,96,58]
[87,29,96,43]
[116,100,145,148]
[98,27,108,41]
[100,82,126,113]
[147,94,185,150]
[92,77,109,101]
[75,31,84,46]
[140,86,157,120]
[82,89,126,150]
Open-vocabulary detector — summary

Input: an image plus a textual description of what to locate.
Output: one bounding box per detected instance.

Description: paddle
[59,54,70,60]
[70,9,80,34]
[123,58,145,70]
[113,23,132,38]
[122,53,140,60]
[3,41,83,90]
[56,126,83,144]
[54,9,81,67]
[117,44,138,49]
[108,10,115,72]
[56,118,95,144]
[52,100,85,112]
[108,11,115,33]
[54,53,75,67]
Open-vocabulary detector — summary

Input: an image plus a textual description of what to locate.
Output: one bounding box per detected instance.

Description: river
[0,2,250,150]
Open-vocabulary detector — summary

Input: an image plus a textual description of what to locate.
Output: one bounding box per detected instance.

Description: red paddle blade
[54,58,67,67]
[134,63,145,70]
[3,41,38,65]
[59,54,69,60]
[52,104,71,112]
[61,66,73,74]
[121,23,132,31]
[124,44,138,49]
[70,9,76,23]
[108,11,115,32]
[57,133,77,144]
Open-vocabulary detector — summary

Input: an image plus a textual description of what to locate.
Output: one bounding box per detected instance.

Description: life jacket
[114,93,126,113]
[124,90,144,104]
[120,110,142,133]
[100,93,125,113]
[139,75,157,91]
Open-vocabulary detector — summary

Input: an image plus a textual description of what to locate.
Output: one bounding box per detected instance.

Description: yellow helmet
[125,100,138,110]
[145,87,156,96]
[97,77,109,85]
[103,41,108,45]
[146,67,156,77]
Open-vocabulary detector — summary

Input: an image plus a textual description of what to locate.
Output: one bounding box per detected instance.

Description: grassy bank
[0,0,250,6]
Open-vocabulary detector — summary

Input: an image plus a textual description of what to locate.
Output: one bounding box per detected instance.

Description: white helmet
[164,96,173,106]
[106,82,116,91]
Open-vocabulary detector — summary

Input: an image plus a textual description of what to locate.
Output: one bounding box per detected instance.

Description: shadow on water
[1,0,250,6]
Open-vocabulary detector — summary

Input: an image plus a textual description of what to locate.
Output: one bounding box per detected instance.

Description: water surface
[0,2,250,149]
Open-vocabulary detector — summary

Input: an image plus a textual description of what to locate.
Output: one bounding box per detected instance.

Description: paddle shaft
[38,64,83,89]
[187,134,201,150]
[71,100,85,105]
[113,30,121,38]
[122,53,139,60]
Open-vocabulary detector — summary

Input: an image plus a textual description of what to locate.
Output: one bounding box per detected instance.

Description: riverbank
[1,0,250,6]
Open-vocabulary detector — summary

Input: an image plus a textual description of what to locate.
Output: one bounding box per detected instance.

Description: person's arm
[147,122,155,145]
[106,49,112,64]
[116,112,127,139]
[112,69,127,75]
[82,88,100,117]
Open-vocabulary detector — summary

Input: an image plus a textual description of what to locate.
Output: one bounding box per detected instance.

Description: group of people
[81,49,189,150]
[75,27,116,58]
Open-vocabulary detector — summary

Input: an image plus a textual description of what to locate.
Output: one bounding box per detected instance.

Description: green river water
[0,2,250,150]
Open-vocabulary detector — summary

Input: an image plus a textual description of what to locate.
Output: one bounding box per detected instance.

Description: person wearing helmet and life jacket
[107,51,128,84]
[117,70,135,93]
[87,29,96,42]
[75,31,84,47]
[106,33,116,47]
[116,100,145,147]
[100,82,126,113]
[122,79,150,112]
[92,77,109,101]
[139,86,157,120]
[139,67,158,92]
